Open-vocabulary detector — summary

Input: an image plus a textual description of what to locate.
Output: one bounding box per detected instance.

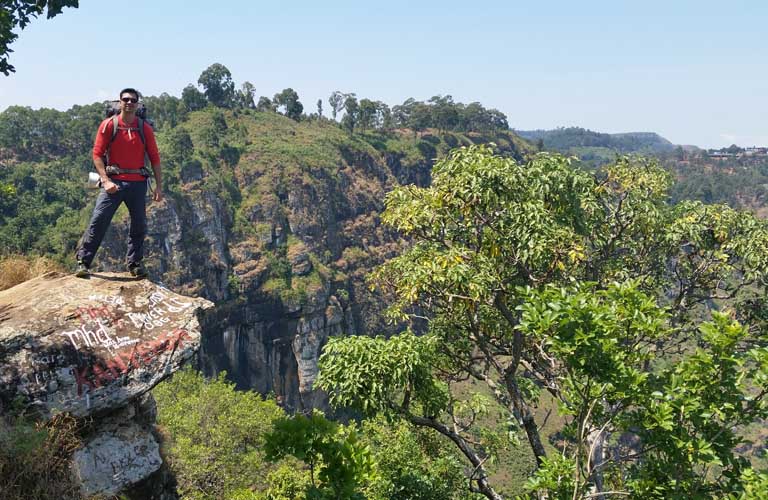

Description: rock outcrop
[0,272,212,498]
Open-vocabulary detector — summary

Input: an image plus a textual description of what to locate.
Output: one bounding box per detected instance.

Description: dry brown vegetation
[0,255,64,292]
[0,414,84,500]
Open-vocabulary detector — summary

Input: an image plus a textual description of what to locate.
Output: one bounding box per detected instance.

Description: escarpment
[91,111,533,411]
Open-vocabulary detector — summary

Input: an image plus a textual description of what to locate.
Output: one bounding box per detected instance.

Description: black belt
[106,165,150,177]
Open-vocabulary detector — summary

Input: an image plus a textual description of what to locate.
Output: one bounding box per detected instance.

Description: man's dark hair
[119,88,140,100]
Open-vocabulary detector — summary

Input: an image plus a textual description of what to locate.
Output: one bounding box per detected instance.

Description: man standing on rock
[75,88,163,279]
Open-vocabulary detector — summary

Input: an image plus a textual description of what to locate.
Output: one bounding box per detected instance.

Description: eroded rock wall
[91,123,529,412]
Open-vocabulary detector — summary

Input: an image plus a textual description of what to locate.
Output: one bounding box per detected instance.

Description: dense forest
[2,61,768,500]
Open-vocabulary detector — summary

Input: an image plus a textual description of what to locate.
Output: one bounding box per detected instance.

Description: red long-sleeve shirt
[93,116,160,181]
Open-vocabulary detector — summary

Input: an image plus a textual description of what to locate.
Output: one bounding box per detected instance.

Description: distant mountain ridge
[516,127,677,156]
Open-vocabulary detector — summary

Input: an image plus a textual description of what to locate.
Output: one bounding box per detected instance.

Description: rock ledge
[0,272,213,497]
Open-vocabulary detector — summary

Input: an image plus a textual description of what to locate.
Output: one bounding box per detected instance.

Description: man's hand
[153,188,164,202]
[103,179,118,194]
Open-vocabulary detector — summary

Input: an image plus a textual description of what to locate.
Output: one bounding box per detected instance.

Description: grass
[0,254,64,291]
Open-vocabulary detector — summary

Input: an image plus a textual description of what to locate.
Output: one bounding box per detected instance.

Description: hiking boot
[127,262,148,278]
[75,262,90,278]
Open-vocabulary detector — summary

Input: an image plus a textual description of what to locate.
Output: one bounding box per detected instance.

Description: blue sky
[1,0,766,148]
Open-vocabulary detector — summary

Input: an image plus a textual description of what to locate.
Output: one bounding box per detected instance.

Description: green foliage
[318,332,448,417]
[0,103,102,161]
[273,88,303,121]
[360,417,481,500]
[319,145,768,499]
[391,96,508,134]
[182,83,208,112]
[142,92,188,129]
[521,455,578,500]
[264,410,375,500]
[153,367,285,500]
[624,313,768,498]
[668,156,768,211]
[331,93,509,135]
[198,63,237,108]
[0,159,86,256]
[259,462,312,500]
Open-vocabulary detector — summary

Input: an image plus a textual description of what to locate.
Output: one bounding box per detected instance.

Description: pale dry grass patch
[0,255,64,291]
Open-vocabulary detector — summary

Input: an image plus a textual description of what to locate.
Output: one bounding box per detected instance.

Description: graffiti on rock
[20,286,199,400]
[75,329,191,395]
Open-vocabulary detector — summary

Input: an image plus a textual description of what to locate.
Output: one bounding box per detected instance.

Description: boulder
[0,272,213,498]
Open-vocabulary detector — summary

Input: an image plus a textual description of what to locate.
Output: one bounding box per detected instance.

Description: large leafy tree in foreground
[318,146,768,499]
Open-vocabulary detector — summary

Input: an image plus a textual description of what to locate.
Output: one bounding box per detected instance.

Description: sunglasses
[121,97,138,103]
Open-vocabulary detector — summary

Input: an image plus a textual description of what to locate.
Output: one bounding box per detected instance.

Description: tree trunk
[504,372,548,465]
[586,426,606,500]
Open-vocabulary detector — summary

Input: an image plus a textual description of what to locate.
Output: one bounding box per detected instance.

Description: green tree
[62,101,103,153]
[256,96,276,112]
[357,98,377,132]
[341,95,358,134]
[376,101,392,130]
[360,416,480,500]
[392,98,415,129]
[407,101,431,135]
[153,367,285,500]
[318,146,768,499]
[264,411,375,500]
[428,95,459,132]
[142,92,187,129]
[182,83,208,112]
[198,63,236,108]
[273,88,303,121]
[1,0,78,75]
[328,91,344,121]
[239,81,257,109]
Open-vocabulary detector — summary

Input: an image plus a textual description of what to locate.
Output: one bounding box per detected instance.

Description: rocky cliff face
[0,272,212,497]
[93,114,531,411]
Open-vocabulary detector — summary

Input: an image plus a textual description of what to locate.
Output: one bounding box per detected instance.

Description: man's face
[119,92,139,113]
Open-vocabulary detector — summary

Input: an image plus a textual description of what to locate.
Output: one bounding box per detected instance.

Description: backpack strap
[110,115,119,144]
[105,116,146,165]
[137,117,145,145]
[108,116,146,145]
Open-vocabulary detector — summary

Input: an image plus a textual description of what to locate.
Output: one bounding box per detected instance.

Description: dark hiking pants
[76,180,148,267]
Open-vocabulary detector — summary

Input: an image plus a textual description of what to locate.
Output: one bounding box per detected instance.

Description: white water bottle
[87,172,102,189]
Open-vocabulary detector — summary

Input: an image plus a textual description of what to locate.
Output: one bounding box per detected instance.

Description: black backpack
[104,100,155,145]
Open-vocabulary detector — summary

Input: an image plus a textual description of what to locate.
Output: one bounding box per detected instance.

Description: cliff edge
[0,271,213,498]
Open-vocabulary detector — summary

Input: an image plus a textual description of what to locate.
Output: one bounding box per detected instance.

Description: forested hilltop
[516,127,677,163]
[2,64,768,500]
[518,126,768,217]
